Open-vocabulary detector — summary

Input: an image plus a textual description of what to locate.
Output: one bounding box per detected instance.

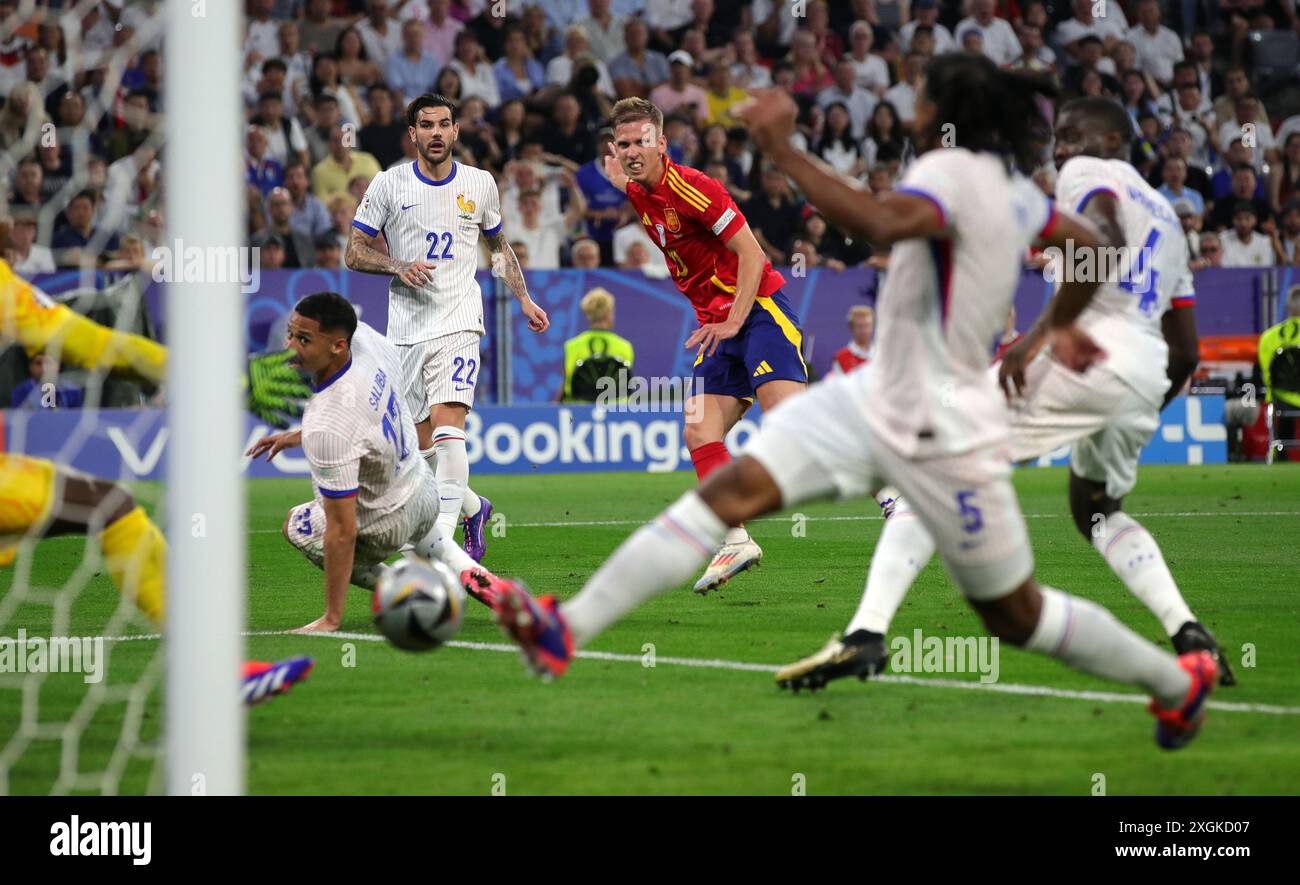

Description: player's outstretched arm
[485,227,549,333]
[345,225,434,288]
[736,89,943,248]
[294,492,356,634]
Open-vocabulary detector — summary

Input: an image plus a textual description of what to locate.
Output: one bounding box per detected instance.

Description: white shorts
[399,331,483,422]
[1007,354,1160,500]
[743,373,1033,601]
[285,469,439,581]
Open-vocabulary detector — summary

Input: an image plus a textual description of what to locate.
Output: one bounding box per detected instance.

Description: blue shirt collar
[312,356,352,392]
[413,160,457,186]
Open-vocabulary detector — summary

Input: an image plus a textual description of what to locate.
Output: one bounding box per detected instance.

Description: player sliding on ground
[0,258,314,705]
[475,54,1217,750]
[776,96,1235,692]
[598,97,806,594]
[346,92,549,565]
[247,292,486,633]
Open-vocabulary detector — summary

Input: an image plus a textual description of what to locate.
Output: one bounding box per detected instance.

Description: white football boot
[692,537,763,594]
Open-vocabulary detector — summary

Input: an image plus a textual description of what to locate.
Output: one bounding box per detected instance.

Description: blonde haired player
[0,258,316,704]
[346,92,549,565]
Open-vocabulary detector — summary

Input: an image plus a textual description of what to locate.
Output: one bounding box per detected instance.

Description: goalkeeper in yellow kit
[0,258,314,704]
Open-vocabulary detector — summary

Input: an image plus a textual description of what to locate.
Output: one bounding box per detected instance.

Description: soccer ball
[372,558,466,651]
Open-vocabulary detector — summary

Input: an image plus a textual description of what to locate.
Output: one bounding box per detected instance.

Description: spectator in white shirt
[578,0,627,63]
[1125,0,1183,87]
[511,181,586,270]
[817,59,877,141]
[884,50,925,125]
[898,0,955,54]
[845,20,891,96]
[955,0,1022,67]
[1217,93,1279,173]
[546,24,616,97]
[9,213,55,275]
[356,0,402,69]
[730,29,772,89]
[1219,203,1274,267]
[244,0,281,67]
[1053,0,1129,60]
[449,30,502,108]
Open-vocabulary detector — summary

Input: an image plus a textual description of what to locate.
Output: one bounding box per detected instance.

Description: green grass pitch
[2,465,1298,795]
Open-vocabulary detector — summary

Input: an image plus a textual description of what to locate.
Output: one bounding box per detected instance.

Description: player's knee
[970,579,1040,647]
[682,419,716,451]
[282,510,293,543]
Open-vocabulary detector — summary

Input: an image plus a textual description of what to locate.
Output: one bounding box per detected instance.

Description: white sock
[1093,512,1195,636]
[413,520,478,575]
[1026,585,1190,708]
[723,525,750,546]
[846,509,936,635]
[562,491,728,648]
[424,446,482,519]
[432,426,468,533]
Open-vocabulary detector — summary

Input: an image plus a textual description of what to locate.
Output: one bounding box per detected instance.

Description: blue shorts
[693,289,807,401]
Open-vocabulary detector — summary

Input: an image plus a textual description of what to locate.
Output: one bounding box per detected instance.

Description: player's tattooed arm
[485,228,550,332]
[346,226,435,287]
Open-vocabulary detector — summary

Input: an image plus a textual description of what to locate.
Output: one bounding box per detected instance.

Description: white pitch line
[242,510,1300,534]
[93,628,1300,716]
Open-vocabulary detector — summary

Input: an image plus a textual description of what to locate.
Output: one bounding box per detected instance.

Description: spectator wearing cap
[312,125,382,203]
[649,51,710,125]
[1125,0,1182,87]
[1158,157,1205,218]
[954,0,1022,67]
[385,20,440,106]
[449,29,501,108]
[818,59,876,142]
[1053,0,1128,62]
[898,0,955,54]
[608,18,669,99]
[51,190,119,269]
[577,0,627,64]
[1219,202,1273,267]
[9,211,55,275]
[252,188,314,269]
[1273,199,1300,265]
[495,25,547,104]
[1209,164,1271,231]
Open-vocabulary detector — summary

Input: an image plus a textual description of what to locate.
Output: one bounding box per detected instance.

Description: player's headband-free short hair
[847,305,875,324]
[407,92,458,128]
[294,291,358,345]
[610,97,663,136]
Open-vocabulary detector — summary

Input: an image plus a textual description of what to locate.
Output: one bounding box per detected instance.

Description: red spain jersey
[625,156,785,325]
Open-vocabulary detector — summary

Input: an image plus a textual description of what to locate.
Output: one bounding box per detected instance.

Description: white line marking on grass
[243,510,1300,534]
[96,629,1300,716]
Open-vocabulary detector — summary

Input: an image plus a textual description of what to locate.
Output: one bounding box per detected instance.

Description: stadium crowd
[0,0,1297,276]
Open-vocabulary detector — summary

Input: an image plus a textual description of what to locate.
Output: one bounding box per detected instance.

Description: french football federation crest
[655,223,666,247]
[456,193,476,220]
[663,206,680,233]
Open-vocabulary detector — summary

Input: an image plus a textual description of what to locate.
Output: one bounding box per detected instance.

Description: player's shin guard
[1025,585,1190,709]
[690,441,747,545]
[562,491,728,648]
[99,507,165,626]
[413,520,477,575]
[432,426,468,533]
[1093,512,1195,636]
[846,504,936,635]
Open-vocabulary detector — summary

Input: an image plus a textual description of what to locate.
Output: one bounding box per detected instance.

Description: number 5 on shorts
[956,490,983,534]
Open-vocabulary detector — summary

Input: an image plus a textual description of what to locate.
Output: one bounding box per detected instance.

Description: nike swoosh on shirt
[400,203,417,211]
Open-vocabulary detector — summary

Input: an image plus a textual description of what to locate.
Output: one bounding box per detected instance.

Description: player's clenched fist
[733,88,798,150]
[398,260,436,287]
[521,297,549,333]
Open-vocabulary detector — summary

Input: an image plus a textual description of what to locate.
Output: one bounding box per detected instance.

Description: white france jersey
[301,322,423,526]
[1053,155,1196,408]
[855,148,1058,459]
[352,161,501,344]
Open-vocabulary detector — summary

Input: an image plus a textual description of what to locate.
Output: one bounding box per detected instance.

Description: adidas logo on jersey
[752,361,774,377]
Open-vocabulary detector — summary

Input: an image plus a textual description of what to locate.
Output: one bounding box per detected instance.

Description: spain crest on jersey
[663,206,680,233]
